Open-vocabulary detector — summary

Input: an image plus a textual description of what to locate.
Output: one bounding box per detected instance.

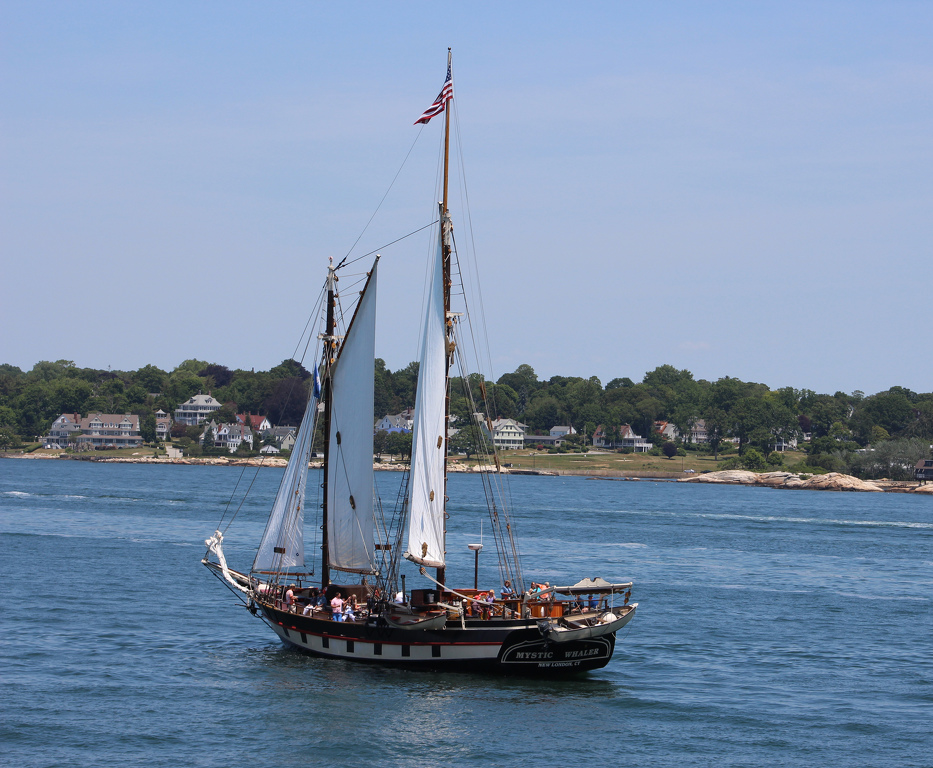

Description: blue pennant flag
[313,364,322,399]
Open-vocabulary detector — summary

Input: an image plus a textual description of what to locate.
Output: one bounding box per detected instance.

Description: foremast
[320,259,338,587]
[439,47,453,588]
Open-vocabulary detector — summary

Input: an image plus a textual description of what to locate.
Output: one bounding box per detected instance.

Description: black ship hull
[259,603,628,676]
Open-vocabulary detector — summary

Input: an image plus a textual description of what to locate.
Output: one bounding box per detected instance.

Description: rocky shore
[5,452,503,473]
[679,469,933,494]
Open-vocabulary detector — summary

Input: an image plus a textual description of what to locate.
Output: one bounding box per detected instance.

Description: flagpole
[442,47,451,215]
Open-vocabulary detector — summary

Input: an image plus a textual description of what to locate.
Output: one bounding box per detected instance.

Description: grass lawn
[30,445,165,459]
[495,448,808,475]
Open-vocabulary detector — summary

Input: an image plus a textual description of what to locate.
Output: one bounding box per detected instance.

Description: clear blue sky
[2,2,931,396]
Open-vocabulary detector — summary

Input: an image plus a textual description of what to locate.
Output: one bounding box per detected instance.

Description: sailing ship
[202,51,637,675]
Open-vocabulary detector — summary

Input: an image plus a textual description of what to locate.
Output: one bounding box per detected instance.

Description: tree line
[1,359,931,479]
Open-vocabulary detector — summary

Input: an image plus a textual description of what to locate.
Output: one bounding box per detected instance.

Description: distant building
[46,414,82,446]
[490,418,526,451]
[155,410,172,442]
[45,413,143,449]
[375,409,414,434]
[549,425,576,438]
[915,458,933,483]
[267,426,297,452]
[689,420,708,444]
[200,420,254,453]
[236,413,272,432]
[593,424,651,452]
[174,393,222,426]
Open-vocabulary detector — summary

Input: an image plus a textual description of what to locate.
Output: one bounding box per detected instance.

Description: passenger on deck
[345,595,359,621]
[331,592,346,622]
[500,580,514,599]
[303,588,320,615]
[284,585,295,612]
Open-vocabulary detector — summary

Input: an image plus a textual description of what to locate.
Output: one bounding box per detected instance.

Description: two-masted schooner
[202,51,637,675]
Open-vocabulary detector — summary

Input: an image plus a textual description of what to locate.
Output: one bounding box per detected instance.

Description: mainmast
[320,258,338,587]
[438,48,453,588]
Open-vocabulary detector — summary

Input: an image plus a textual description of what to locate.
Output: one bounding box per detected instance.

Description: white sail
[327,261,378,574]
[253,385,317,572]
[405,214,448,569]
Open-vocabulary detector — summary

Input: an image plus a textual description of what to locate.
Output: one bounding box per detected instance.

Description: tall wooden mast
[320,258,337,587]
[438,48,452,588]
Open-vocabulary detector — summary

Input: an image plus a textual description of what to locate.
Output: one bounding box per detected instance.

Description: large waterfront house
[45,413,143,449]
[174,393,222,426]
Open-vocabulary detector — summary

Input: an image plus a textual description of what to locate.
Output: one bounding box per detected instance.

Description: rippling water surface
[1,459,931,767]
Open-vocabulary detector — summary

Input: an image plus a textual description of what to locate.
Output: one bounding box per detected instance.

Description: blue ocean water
[1,458,931,767]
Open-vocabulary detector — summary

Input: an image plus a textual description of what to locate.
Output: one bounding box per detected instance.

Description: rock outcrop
[681,470,883,492]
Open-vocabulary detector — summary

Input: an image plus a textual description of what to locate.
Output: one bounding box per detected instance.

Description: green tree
[384,431,412,459]
[134,364,167,393]
[0,426,17,450]
[450,423,484,459]
[140,413,157,443]
[704,407,729,461]
[870,425,890,443]
[742,448,767,471]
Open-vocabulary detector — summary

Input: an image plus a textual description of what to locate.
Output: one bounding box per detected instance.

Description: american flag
[414,63,453,125]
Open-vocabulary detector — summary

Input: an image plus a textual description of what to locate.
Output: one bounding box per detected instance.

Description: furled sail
[405,214,448,569]
[252,384,317,572]
[327,260,378,574]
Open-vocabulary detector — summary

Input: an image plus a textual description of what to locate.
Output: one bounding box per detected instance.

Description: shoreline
[4,452,931,493]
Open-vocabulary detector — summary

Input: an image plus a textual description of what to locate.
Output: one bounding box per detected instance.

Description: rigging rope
[338,128,425,268]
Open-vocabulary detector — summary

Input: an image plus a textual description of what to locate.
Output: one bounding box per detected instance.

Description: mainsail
[405,212,449,569]
[326,261,378,574]
[253,384,317,572]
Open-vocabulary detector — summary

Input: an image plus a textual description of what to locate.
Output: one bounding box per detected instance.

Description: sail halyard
[326,259,380,575]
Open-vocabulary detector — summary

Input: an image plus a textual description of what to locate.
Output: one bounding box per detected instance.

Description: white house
[490,418,526,451]
[549,425,576,438]
[375,408,414,433]
[174,393,222,426]
[592,424,651,452]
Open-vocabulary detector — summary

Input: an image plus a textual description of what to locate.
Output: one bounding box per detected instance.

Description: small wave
[59,495,88,499]
[3,491,31,497]
[698,512,933,530]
